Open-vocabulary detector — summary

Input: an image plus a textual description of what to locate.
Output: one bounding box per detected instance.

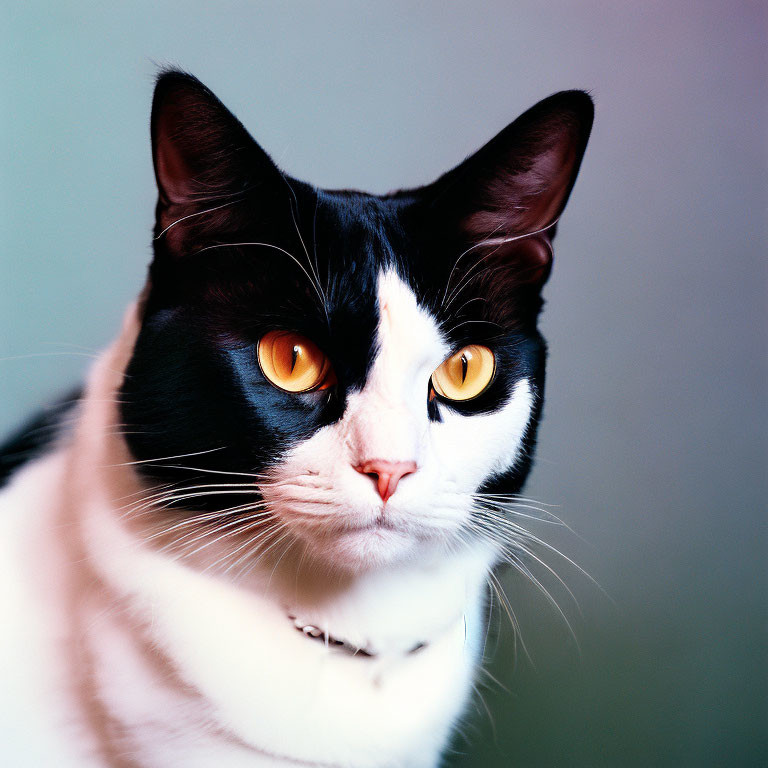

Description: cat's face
[120,71,592,573]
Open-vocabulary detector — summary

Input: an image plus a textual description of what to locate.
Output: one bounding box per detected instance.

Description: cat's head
[120,71,592,574]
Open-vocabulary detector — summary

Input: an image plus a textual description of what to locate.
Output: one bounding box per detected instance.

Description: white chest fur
[84,493,491,767]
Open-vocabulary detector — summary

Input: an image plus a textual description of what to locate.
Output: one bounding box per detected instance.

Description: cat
[0,70,592,767]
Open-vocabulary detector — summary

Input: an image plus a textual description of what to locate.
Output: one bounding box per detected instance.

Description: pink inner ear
[153,93,205,208]
[155,133,194,206]
[465,142,580,242]
[519,141,581,232]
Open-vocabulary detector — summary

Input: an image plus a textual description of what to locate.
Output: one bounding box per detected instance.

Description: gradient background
[1,2,766,765]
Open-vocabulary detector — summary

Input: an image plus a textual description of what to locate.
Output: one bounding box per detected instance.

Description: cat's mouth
[343,517,399,533]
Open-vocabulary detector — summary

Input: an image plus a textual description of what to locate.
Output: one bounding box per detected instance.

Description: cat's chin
[301,523,419,573]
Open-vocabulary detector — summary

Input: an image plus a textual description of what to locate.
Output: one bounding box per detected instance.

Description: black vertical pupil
[460,353,468,383]
[291,345,300,373]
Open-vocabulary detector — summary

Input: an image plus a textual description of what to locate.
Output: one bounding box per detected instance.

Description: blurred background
[1,1,765,765]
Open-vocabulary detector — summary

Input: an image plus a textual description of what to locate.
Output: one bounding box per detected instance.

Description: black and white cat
[0,71,592,767]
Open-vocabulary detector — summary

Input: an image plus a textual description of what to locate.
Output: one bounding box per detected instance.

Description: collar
[287,613,427,659]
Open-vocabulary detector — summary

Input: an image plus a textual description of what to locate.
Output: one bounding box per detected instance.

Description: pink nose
[354,459,418,503]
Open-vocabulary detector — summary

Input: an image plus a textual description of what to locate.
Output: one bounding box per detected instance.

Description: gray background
[2,2,766,765]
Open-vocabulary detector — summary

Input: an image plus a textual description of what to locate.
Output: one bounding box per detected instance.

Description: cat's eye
[257,331,336,393]
[431,345,495,402]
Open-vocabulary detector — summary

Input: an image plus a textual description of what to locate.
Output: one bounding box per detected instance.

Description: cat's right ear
[423,91,593,290]
[150,70,281,252]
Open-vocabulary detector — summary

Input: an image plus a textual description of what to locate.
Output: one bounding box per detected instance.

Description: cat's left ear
[150,69,283,250]
[428,90,593,286]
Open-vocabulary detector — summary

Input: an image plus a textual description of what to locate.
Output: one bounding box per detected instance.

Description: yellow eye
[257,331,335,393]
[431,345,495,401]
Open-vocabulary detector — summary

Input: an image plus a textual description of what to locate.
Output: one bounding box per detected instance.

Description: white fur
[0,271,534,766]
